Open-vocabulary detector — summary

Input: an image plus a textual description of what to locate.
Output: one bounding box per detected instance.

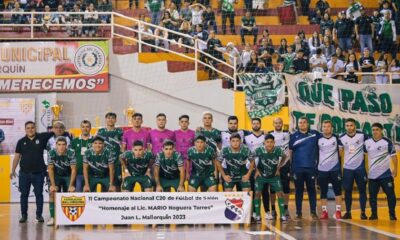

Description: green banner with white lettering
[239,73,285,118]
[287,74,400,146]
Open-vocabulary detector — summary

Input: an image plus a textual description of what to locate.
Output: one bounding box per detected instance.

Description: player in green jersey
[196,112,222,151]
[120,140,153,192]
[47,136,77,226]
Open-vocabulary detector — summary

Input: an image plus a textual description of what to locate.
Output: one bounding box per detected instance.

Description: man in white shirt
[309,48,327,73]
[327,54,344,79]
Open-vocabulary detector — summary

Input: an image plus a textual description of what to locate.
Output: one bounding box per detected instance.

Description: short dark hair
[25,121,35,127]
[105,112,117,118]
[56,136,67,144]
[132,140,144,147]
[227,115,238,122]
[265,134,275,141]
[93,135,105,143]
[372,122,383,130]
[299,116,308,122]
[156,113,166,118]
[133,113,143,118]
[163,139,175,147]
[179,115,190,121]
[230,133,241,140]
[316,48,322,55]
[194,135,206,142]
[251,118,261,124]
[81,119,92,127]
[345,118,356,124]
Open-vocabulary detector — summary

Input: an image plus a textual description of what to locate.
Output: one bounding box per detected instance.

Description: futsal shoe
[360,212,368,220]
[265,212,274,220]
[47,218,54,226]
[342,212,352,219]
[311,212,319,220]
[19,216,27,223]
[369,213,378,220]
[390,214,397,221]
[335,211,342,220]
[320,211,329,220]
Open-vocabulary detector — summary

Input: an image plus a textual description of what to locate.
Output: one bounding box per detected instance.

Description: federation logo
[74,44,106,76]
[224,198,244,221]
[61,196,86,222]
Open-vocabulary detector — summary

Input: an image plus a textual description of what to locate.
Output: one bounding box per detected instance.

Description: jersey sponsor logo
[224,198,244,221]
[61,196,85,222]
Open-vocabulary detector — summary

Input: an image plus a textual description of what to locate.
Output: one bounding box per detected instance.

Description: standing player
[120,140,153,192]
[253,134,288,222]
[149,113,175,155]
[83,136,116,192]
[154,140,185,192]
[97,112,123,191]
[196,112,221,151]
[187,135,217,192]
[174,115,195,175]
[269,117,291,219]
[46,137,77,226]
[216,134,253,192]
[289,117,320,220]
[317,120,343,220]
[221,116,248,149]
[121,113,150,152]
[340,118,368,220]
[71,120,93,192]
[364,123,397,220]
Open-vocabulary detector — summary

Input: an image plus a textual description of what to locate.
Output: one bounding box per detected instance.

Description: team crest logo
[61,196,86,222]
[74,44,106,76]
[224,198,244,221]
[35,139,40,144]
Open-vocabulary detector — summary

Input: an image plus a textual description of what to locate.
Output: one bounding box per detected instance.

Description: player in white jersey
[318,120,343,220]
[269,117,291,219]
[339,118,368,220]
[221,116,248,149]
[364,123,397,220]
[244,118,264,223]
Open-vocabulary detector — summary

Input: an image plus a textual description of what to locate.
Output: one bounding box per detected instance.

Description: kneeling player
[154,140,185,192]
[216,133,253,192]
[47,136,77,226]
[253,134,288,222]
[187,135,217,192]
[318,120,343,220]
[120,140,153,192]
[83,136,116,192]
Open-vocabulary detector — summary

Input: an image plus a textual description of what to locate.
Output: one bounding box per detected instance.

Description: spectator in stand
[258,38,275,72]
[258,29,273,46]
[52,5,67,25]
[292,35,310,59]
[221,0,236,35]
[202,5,217,33]
[146,0,163,26]
[41,5,52,33]
[254,60,269,73]
[128,0,139,10]
[6,0,15,10]
[327,54,345,79]
[178,20,193,51]
[204,30,223,78]
[371,10,381,48]
[189,2,205,29]
[26,8,39,25]
[323,28,333,41]
[355,7,374,53]
[46,0,58,10]
[293,49,310,73]
[320,35,335,61]
[346,0,363,20]
[390,59,400,83]
[393,0,400,34]
[335,47,346,62]
[180,1,192,22]
[316,0,330,15]
[83,3,99,37]
[244,50,258,73]
[191,23,208,42]
[162,11,179,34]
[380,1,393,19]
[309,9,323,25]
[67,4,83,37]
[359,47,375,84]
[298,30,308,44]
[277,38,288,62]
[239,43,252,71]
[309,48,327,73]
[344,53,360,83]
[308,31,321,55]
[240,10,258,45]
[218,42,240,67]
[167,2,180,22]
[378,11,397,59]
[98,0,112,23]
[376,53,389,84]
[333,11,354,53]
[171,0,183,10]
[300,0,310,16]
[84,0,98,9]
[11,2,25,28]
[61,0,74,12]
[142,23,156,52]
[282,45,296,73]
[154,21,169,50]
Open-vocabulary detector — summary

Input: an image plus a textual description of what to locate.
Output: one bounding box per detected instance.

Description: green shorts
[223,180,251,190]
[114,164,122,187]
[54,176,71,192]
[89,176,110,192]
[122,175,152,191]
[255,176,282,192]
[189,175,217,190]
[160,177,180,191]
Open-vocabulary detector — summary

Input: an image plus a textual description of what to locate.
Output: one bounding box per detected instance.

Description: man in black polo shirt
[293,49,310,73]
[359,47,375,84]
[355,8,374,52]
[333,11,354,52]
[240,11,258,45]
[10,121,54,223]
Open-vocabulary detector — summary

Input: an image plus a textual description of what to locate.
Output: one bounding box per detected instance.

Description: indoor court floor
[1,201,399,240]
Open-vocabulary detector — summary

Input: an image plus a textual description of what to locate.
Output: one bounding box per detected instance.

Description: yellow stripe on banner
[0,155,11,202]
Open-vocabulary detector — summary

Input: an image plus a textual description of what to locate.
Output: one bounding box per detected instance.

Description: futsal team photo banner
[287,74,400,147]
[55,192,252,225]
[0,41,109,92]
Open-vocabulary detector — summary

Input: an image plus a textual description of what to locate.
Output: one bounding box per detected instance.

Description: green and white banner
[287,74,400,146]
[239,73,285,118]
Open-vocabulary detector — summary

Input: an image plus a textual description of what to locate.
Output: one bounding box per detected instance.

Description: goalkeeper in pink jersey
[149,113,175,155]
[174,115,195,179]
